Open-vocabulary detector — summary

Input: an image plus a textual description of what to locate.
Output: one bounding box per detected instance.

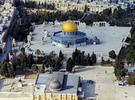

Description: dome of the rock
[62,20,78,32]
[52,20,87,47]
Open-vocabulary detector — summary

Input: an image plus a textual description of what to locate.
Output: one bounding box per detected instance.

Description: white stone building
[0,2,16,53]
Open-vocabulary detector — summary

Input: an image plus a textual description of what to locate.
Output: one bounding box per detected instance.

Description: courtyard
[74,66,135,100]
[29,24,131,57]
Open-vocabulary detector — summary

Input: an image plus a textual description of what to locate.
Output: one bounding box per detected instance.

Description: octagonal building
[52,20,88,47]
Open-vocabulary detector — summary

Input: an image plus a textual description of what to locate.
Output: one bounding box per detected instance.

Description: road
[0,36,12,62]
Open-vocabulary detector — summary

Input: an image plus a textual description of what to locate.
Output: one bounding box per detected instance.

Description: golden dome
[62,20,78,32]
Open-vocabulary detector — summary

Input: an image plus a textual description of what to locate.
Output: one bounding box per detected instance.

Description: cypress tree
[54,60,61,71]
[59,50,64,61]
[66,58,74,72]
[87,53,92,65]
[91,52,97,64]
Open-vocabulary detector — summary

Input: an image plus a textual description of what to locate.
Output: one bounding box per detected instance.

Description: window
[47,98,55,100]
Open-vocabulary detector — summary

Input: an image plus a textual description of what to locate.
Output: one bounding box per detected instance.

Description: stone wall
[34,93,78,100]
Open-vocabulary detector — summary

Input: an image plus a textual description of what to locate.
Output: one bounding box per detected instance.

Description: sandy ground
[25,74,37,79]
[74,66,135,100]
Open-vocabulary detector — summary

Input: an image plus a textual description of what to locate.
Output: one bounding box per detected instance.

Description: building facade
[92,21,110,27]
[0,72,83,100]
[34,72,83,100]
[16,0,117,13]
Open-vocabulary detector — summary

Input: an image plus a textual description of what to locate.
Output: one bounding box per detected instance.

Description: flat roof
[0,78,35,99]
[0,79,35,92]
[35,72,80,95]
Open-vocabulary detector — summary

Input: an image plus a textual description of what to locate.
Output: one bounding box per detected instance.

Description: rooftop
[0,79,35,92]
[0,78,35,99]
[34,72,80,95]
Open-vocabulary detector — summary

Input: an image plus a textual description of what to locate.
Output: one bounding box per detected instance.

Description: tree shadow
[75,67,95,73]
[62,86,74,91]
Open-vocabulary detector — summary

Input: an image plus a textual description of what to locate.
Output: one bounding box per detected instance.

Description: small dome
[62,20,78,32]
[50,79,62,91]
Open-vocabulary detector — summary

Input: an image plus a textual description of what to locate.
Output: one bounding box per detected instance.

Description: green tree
[59,50,64,61]
[0,64,6,76]
[21,47,25,54]
[72,48,81,65]
[124,34,135,64]
[5,55,9,62]
[109,50,117,59]
[91,52,97,64]
[101,56,104,62]
[126,77,135,85]
[130,34,135,44]
[114,68,127,80]
[31,65,38,72]
[66,58,74,72]
[84,5,88,13]
[43,56,55,68]
[87,53,92,65]
[54,60,61,71]
[114,60,127,80]
[28,54,34,69]
[38,68,45,73]
[113,7,125,19]
[8,65,14,77]
[20,54,28,69]
[102,8,112,16]
[0,62,14,77]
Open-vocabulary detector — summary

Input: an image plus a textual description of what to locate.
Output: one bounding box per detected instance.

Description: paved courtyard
[29,24,131,56]
[74,66,135,100]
